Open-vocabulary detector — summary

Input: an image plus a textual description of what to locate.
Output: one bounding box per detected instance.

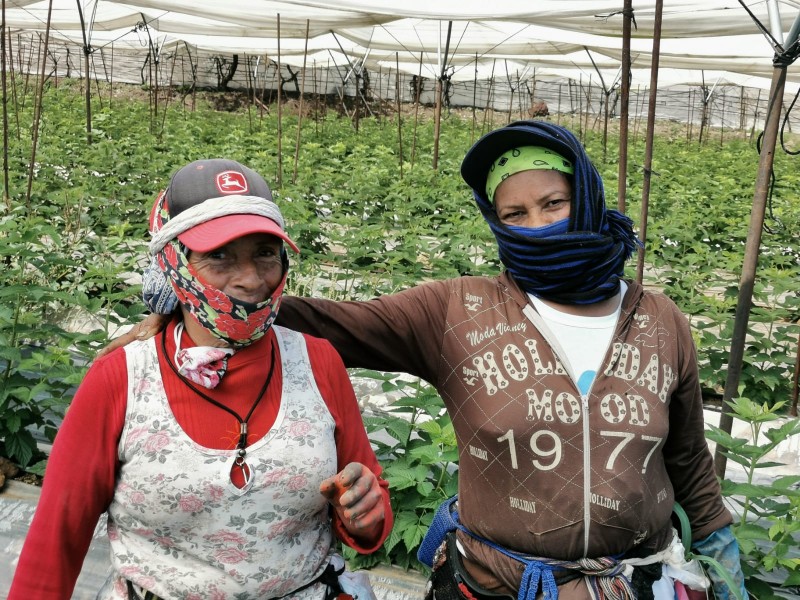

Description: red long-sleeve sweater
[9,320,391,599]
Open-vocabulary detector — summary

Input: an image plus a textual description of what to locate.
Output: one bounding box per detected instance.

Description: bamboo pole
[739,86,746,133]
[791,331,799,417]
[633,84,643,143]
[158,47,178,138]
[260,53,269,120]
[9,30,19,140]
[276,13,283,188]
[750,89,761,141]
[25,3,54,209]
[109,42,114,106]
[137,20,159,134]
[583,75,591,137]
[27,31,43,109]
[432,76,443,169]
[558,83,563,127]
[699,92,709,145]
[324,49,346,117]
[313,61,319,135]
[353,67,365,120]
[322,58,330,127]
[245,55,254,133]
[22,32,38,104]
[1,0,10,207]
[411,52,422,168]
[77,1,92,144]
[601,88,609,162]
[432,20,453,171]
[714,62,792,479]
[353,68,361,132]
[292,19,310,185]
[377,64,382,121]
[191,49,197,112]
[395,52,403,179]
[585,48,608,160]
[577,75,584,142]
[635,0,664,285]
[567,78,574,117]
[267,58,276,106]
[92,50,104,108]
[698,73,709,145]
[504,60,514,125]
[483,60,496,136]
[470,53,477,143]
[617,0,633,213]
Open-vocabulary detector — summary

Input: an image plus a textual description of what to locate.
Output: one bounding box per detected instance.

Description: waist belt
[441,532,581,599]
[125,561,346,600]
[428,531,514,600]
[419,496,639,600]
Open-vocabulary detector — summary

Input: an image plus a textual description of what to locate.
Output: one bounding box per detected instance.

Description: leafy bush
[341,372,458,572]
[706,398,800,598]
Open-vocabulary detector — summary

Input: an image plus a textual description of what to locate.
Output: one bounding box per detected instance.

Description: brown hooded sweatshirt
[278,273,731,596]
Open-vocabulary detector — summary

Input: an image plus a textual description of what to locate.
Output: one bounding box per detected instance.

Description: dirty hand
[320,462,384,539]
[95,313,171,360]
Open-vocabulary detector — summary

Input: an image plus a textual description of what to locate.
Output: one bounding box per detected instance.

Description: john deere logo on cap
[216,171,248,194]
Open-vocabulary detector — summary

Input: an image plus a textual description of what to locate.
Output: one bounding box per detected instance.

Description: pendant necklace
[161,327,276,488]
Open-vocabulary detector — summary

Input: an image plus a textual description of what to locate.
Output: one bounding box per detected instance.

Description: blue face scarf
[470,121,642,305]
[506,218,570,239]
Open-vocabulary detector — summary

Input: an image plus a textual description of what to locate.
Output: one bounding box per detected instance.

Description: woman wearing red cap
[9,159,392,600]
[104,123,746,600]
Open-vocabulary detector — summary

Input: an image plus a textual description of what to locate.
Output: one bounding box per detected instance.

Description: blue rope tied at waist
[418,496,636,600]
[518,557,559,600]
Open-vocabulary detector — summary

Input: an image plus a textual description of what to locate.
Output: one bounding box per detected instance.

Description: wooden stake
[26,1,54,209]
[276,13,283,188]
[470,53,477,143]
[292,19,310,184]
[432,21,453,170]
[1,0,10,207]
[715,64,790,478]
[395,52,403,179]
[617,0,633,213]
[411,51,422,168]
[635,0,664,285]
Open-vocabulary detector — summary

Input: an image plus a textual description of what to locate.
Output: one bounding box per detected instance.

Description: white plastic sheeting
[3,0,799,89]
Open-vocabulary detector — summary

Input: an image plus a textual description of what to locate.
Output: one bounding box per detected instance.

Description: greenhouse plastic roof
[4,0,800,89]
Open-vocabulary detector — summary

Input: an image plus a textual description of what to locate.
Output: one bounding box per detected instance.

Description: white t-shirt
[529,281,627,396]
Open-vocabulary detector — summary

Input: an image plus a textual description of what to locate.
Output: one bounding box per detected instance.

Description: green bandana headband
[485,145,574,202]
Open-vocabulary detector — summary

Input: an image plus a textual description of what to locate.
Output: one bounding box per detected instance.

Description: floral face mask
[157,239,285,348]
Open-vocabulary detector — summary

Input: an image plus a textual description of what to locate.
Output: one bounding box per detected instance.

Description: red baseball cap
[164,159,299,253]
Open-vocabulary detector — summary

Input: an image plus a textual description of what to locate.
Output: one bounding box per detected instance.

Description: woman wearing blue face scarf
[107,121,746,600]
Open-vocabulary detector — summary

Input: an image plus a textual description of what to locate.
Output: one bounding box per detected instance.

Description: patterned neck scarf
[472,121,642,305]
[157,238,285,348]
[172,321,234,389]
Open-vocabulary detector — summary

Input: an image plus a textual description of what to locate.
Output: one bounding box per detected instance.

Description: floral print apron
[100,326,337,599]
